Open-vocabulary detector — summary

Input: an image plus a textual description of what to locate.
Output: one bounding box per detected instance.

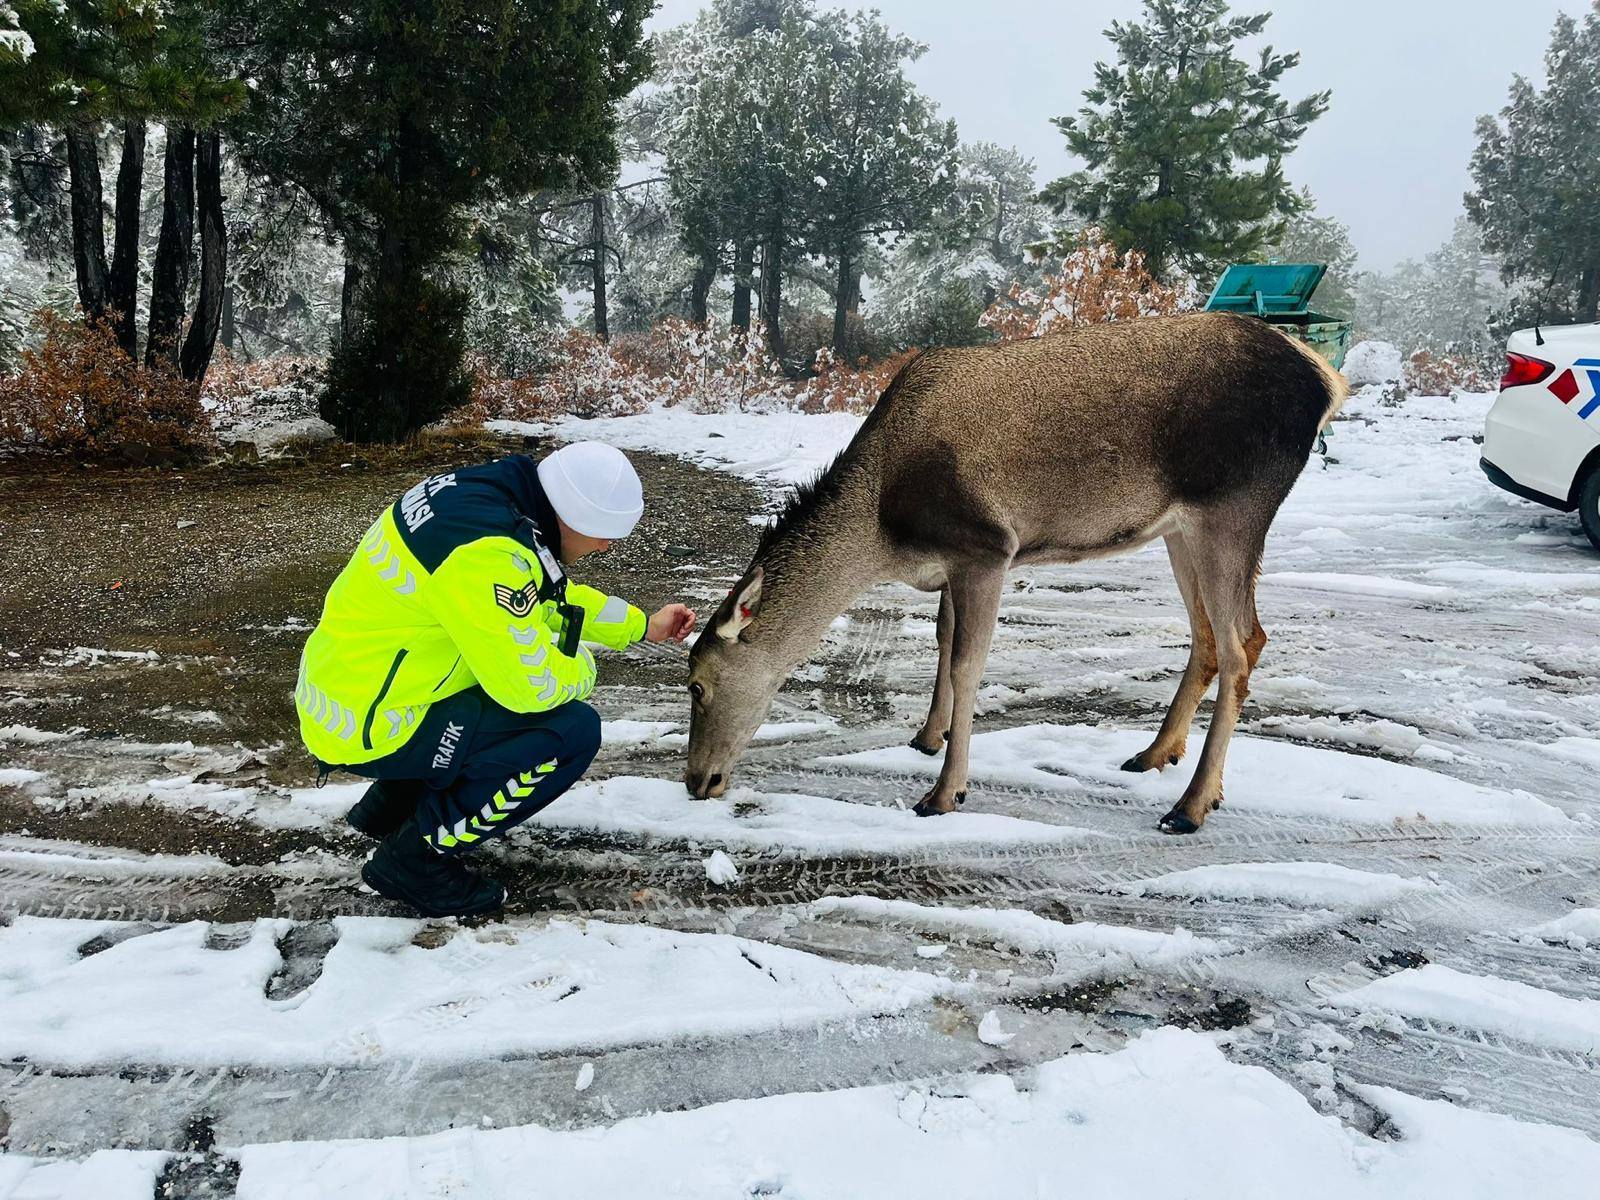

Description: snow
[1525,908,1600,949]
[975,1009,1014,1046]
[574,1062,595,1092]
[1343,340,1403,386]
[0,1150,169,1199]
[1332,965,1600,1054]
[490,405,864,486]
[821,723,1568,828]
[0,767,43,785]
[524,775,1100,855]
[229,1029,1600,1199]
[0,916,951,1071]
[1120,861,1438,909]
[703,848,739,885]
[1259,571,1457,601]
[811,897,1221,973]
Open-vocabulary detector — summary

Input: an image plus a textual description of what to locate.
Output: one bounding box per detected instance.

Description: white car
[1481,324,1600,551]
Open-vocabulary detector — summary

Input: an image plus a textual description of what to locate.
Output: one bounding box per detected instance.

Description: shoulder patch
[494,581,539,618]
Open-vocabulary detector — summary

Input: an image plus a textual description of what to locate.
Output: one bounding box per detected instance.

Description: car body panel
[1482,326,1600,509]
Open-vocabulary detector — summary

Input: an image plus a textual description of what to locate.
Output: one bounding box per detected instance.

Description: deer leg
[914,561,1006,817]
[911,586,954,755]
[1123,532,1216,773]
[1158,513,1269,835]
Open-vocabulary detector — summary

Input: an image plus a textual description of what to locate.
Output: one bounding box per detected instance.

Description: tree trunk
[146,127,196,370]
[1578,267,1600,325]
[340,254,366,342]
[759,228,784,362]
[220,285,236,352]
[991,180,1006,262]
[688,251,713,324]
[831,245,853,358]
[589,192,608,342]
[108,121,146,357]
[180,131,227,384]
[64,127,110,322]
[731,241,753,330]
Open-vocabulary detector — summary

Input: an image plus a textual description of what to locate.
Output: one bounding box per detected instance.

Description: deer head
[684,567,783,798]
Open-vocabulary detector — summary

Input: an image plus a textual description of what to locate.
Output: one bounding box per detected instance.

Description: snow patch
[229,1029,1600,1199]
[0,916,949,1070]
[1332,965,1600,1054]
[821,724,1568,828]
[1120,861,1437,909]
[812,896,1221,972]
[525,775,1098,855]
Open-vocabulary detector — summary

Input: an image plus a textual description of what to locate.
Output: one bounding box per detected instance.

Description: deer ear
[716,567,764,641]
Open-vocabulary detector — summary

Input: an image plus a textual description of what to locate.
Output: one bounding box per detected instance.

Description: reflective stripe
[518,648,547,668]
[508,624,538,645]
[596,595,629,625]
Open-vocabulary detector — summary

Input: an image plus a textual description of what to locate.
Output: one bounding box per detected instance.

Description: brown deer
[684,312,1346,833]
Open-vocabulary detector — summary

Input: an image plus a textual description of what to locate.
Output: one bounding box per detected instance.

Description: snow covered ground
[4,384,1600,1195]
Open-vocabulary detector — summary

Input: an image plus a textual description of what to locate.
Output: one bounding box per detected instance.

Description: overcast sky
[644,0,1589,271]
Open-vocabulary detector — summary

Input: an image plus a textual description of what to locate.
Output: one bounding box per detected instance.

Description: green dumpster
[1202,262,1352,372]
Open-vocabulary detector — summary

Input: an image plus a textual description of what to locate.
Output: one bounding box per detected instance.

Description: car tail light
[1501,352,1554,390]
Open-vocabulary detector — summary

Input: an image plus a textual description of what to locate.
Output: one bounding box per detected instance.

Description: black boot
[361,816,506,918]
[345,779,427,839]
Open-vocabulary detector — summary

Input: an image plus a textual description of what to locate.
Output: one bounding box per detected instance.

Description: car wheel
[1580,464,1600,554]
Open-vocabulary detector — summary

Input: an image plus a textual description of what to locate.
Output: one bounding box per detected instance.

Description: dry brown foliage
[0,311,213,462]
[464,319,910,423]
[981,229,1195,341]
[1402,349,1494,396]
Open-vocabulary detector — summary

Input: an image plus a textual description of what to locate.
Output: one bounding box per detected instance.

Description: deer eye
[688,681,705,701]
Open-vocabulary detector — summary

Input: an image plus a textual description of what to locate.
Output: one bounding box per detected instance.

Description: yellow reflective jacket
[296,455,646,765]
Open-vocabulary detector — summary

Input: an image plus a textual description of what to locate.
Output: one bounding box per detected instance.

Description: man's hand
[646,603,697,644]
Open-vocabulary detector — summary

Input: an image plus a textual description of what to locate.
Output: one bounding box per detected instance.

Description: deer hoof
[1158,809,1200,835]
[909,737,942,757]
[1120,754,1150,773]
[913,789,965,818]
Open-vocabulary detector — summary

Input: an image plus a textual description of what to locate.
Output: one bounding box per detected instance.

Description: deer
[684,311,1347,834]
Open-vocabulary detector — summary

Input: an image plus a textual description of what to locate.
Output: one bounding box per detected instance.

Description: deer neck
[751,471,891,670]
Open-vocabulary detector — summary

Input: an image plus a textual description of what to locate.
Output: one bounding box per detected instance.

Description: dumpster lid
[1204,262,1328,316]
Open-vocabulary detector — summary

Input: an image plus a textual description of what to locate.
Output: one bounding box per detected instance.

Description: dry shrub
[1402,349,1493,397]
[469,320,787,422]
[794,347,921,413]
[202,349,324,415]
[981,228,1195,341]
[0,311,212,462]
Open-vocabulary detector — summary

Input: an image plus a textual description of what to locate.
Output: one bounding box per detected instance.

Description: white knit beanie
[536,442,644,539]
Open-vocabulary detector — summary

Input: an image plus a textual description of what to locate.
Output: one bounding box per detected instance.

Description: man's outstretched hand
[646,603,697,644]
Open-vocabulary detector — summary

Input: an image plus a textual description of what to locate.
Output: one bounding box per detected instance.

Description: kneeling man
[296,442,695,917]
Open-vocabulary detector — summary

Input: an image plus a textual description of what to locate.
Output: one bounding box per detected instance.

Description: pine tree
[1467,5,1600,324]
[873,142,1050,348]
[221,0,651,441]
[1042,0,1328,281]
[805,9,956,358]
[0,1,242,375]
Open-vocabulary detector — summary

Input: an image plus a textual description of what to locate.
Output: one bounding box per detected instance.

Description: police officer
[296,442,695,917]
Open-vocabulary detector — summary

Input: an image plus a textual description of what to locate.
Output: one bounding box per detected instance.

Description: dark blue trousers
[340,687,601,855]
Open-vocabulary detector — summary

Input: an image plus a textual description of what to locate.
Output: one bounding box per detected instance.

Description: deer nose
[685,770,724,799]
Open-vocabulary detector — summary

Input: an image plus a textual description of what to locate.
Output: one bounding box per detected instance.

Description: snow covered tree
[656,0,829,363]
[871,143,1050,349]
[0,1,243,376]
[657,0,953,364]
[1258,187,1358,318]
[1042,0,1328,281]
[1353,217,1504,367]
[221,0,652,441]
[1467,3,1600,323]
[803,9,957,357]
